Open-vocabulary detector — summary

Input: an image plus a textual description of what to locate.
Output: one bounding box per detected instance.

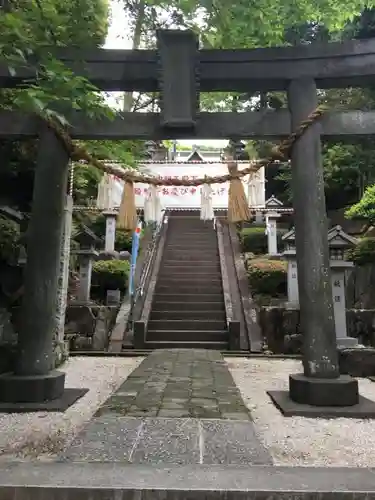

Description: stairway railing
[127,213,168,331]
[216,217,241,350]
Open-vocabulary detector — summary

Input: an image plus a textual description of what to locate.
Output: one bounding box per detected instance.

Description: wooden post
[286,78,358,406]
[16,127,69,378]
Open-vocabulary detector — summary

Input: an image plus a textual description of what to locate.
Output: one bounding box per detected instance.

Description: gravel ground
[0,356,142,461]
[227,358,375,467]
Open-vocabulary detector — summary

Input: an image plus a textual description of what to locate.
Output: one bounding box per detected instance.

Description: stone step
[161,260,221,268]
[152,301,226,311]
[144,340,228,350]
[148,320,227,331]
[147,329,228,342]
[159,270,221,277]
[162,255,219,262]
[164,250,219,256]
[165,243,218,248]
[163,254,220,261]
[162,261,221,268]
[155,284,223,294]
[157,277,222,286]
[161,260,221,274]
[167,238,217,244]
[153,293,224,303]
[150,310,226,320]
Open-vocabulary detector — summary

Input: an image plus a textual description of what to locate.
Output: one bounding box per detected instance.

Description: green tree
[0,1,145,211]
[346,185,375,224]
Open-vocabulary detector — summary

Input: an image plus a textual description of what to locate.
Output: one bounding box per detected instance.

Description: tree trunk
[123,0,146,112]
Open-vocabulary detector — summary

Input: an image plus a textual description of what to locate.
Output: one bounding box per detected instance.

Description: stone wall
[260,307,375,354]
[65,303,119,351]
[346,265,375,309]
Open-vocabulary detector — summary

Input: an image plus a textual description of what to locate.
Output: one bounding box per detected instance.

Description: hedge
[247,258,287,296]
[92,259,130,291]
[240,226,287,255]
[115,230,133,252]
[346,237,375,266]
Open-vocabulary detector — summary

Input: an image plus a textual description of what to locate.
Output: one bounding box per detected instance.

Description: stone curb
[0,463,375,498]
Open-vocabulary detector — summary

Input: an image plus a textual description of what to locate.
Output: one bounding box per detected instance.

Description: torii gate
[0,29,374,411]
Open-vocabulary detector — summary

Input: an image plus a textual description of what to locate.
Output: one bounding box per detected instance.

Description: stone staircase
[145,215,228,349]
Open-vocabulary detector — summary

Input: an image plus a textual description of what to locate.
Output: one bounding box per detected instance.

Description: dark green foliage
[0,216,20,263]
[240,227,268,254]
[86,214,133,252]
[240,226,286,254]
[247,258,287,296]
[346,237,375,266]
[92,259,130,291]
[115,231,133,252]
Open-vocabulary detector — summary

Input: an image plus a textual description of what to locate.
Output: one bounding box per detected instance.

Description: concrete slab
[95,349,251,420]
[269,390,375,418]
[201,420,272,465]
[0,388,88,413]
[63,416,142,461]
[62,417,271,465]
[131,417,200,465]
[0,463,375,499]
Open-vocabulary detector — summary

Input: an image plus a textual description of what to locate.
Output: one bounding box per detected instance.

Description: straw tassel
[227,160,252,223]
[144,185,163,224]
[200,183,214,221]
[117,181,137,231]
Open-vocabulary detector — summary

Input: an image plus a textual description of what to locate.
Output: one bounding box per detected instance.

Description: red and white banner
[109,163,265,210]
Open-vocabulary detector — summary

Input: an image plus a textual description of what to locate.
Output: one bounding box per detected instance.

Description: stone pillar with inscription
[328,225,358,349]
[281,228,299,306]
[74,227,100,303]
[265,210,281,255]
[103,210,117,252]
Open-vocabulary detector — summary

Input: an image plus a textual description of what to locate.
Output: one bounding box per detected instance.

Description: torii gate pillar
[282,79,358,407]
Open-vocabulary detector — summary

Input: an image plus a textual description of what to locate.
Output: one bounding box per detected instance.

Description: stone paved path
[62,349,271,465]
[95,349,250,419]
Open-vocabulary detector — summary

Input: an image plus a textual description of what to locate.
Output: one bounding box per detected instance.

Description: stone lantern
[327,225,358,348]
[74,225,101,303]
[281,227,298,306]
[265,195,283,255]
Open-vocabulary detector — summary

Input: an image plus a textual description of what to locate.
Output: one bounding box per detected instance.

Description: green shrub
[92,259,130,291]
[115,229,133,252]
[240,226,286,254]
[346,237,375,266]
[247,258,287,296]
[0,216,20,263]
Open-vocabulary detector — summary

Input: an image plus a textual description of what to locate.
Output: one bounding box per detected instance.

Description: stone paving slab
[95,349,251,419]
[1,462,375,499]
[62,350,270,466]
[63,416,272,465]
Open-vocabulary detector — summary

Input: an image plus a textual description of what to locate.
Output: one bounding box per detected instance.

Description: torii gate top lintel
[2,28,375,141]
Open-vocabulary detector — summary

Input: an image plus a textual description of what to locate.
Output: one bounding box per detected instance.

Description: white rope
[69,161,74,197]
